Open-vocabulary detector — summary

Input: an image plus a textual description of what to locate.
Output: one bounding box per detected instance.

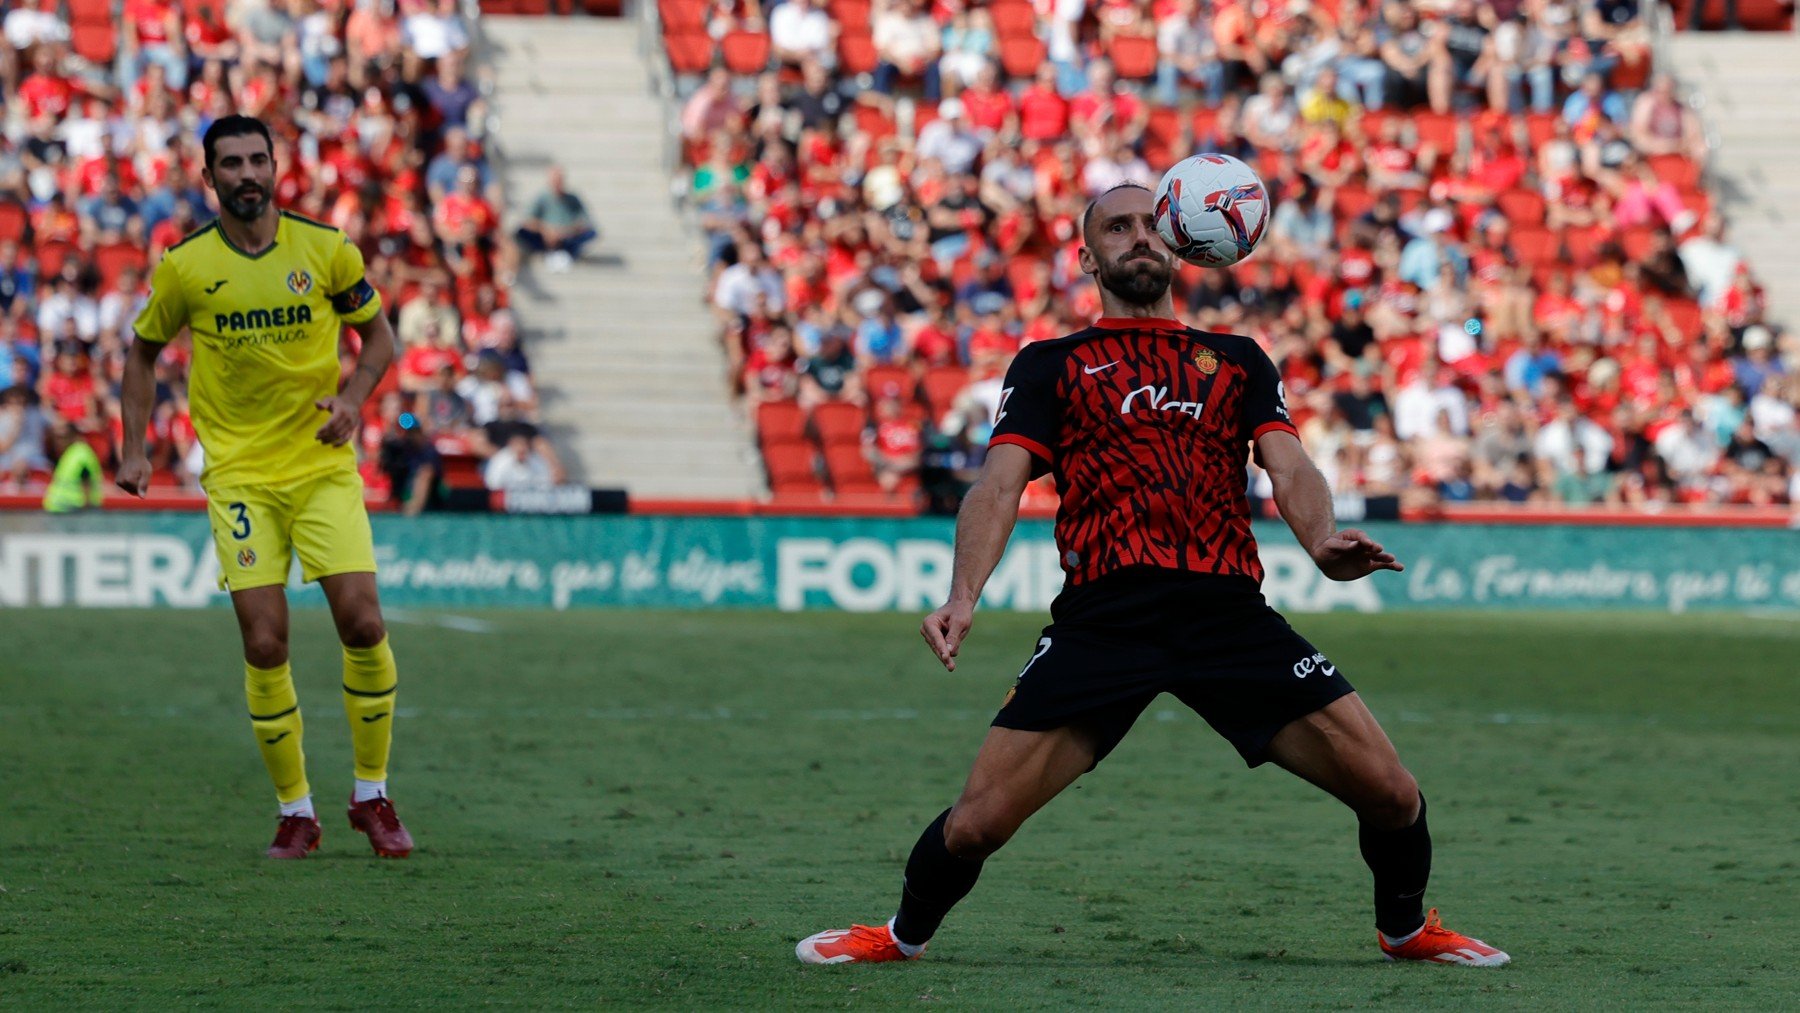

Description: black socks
[1359,793,1431,938]
[891,808,985,946]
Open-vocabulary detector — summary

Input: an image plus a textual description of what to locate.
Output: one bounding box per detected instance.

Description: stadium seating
[663,0,1792,511]
[0,0,546,507]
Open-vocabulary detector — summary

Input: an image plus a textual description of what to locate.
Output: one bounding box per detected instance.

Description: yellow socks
[342,637,398,783]
[245,662,310,805]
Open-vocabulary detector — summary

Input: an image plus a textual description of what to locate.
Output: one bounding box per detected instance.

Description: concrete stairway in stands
[1667,32,1800,328]
[479,15,762,499]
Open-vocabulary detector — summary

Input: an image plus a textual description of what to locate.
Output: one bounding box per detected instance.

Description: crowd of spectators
[0,0,562,511]
[676,0,1797,511]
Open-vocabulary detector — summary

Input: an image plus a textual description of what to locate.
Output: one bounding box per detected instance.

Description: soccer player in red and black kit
[796,184,1510,967]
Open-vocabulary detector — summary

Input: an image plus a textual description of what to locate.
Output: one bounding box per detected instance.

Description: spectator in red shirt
[119,0,187,91]
[1017,63,1070,143]
[865,387,922,493]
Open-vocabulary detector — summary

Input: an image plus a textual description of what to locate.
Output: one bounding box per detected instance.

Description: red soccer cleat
[795,923,922,964]
[267,814,321,859]
[1380,909,1511,966]
[346,795,414,858]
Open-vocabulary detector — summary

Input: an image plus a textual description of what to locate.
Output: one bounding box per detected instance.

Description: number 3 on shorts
[228,502,251,540]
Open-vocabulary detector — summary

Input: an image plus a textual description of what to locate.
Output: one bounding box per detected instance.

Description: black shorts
[992,568,1356,768]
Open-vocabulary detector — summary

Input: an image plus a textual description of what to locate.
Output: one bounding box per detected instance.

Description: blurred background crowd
[0,0,573,511]
[669,0,1796,512]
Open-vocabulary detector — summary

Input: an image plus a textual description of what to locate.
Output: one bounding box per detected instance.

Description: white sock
[887,917,925,957]
[279,795,316,819]
[1381,924,1425,947]
[353,779,387,803]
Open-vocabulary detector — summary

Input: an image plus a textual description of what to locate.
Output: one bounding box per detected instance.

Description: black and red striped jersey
[988,316,1298,587]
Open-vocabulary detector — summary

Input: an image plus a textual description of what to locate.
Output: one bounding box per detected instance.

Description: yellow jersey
[133,211,384,490]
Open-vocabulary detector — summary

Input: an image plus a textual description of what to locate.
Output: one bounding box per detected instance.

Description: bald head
[1081,181,1155,247]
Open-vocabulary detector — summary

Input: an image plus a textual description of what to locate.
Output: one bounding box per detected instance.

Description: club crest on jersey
[286,269,314,296]
[237,548,257,568]
[1192,349,1218,374]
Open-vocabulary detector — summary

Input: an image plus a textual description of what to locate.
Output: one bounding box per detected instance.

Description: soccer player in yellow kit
[117,116,414,859]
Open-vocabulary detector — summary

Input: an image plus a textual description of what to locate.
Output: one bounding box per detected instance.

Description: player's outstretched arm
[1257,429,1403,582]
[922,443,1034,671]
[315,310,398,446]
[116,335,164,497]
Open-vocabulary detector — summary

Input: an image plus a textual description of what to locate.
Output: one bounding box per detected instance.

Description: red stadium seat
[721,30,771,74]
[1665,298,1703,337]
[581,0,624,13]
[68,0,109,19]
[755,400,808,445]
[513,0,550,14]
[823,445,878,489]
[837,32,878,75]
[1677,187,1710,226]
[827,0,870,32]
[94,243,148,290]
[1411,112,1458,153]
[1331,184,1376,222]
[1144,107,1181,170]
[35,239,76,278]
[1524,112,1559,148]
[989,0,1037,38]
[0,201,25,243]
[664,31,715,74]
[1108,36,1158,81]
[921,365,969,415]
[1510,227,1558,267]
[440,453,484,489]
[1393,187,1427,215]
[811,401,866,445]
[658,0,706,32]
[480,0,519,12]
[1648,154,1700,191]
[852,102,895,143]
[764,443,822,492]
[1609,50,1652,91]
[1497,188,1546,225]
[1620,226,1658,263]
[1191,106,1221,147]
[999,36,1047,79]
[70,21,116,64]
[1739,0,1796,30]
[1562,224,1608,266]
[863,365,914,401]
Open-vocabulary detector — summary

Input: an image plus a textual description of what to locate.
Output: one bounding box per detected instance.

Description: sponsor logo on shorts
[237,548,257,568]
[1292,651,1335,679]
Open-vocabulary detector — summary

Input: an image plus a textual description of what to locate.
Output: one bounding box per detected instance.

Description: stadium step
[1669,34,1800,328]
[482,14,761,498]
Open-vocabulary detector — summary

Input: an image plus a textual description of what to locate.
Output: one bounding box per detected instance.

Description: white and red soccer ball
[1152,153,1270,269]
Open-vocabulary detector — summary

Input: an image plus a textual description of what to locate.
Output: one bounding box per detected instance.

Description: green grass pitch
[2,608,1796,1007]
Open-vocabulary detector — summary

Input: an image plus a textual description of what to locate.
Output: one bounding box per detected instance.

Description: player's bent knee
[1357,768,1421,830]
[243,630,289,669]
[942,805,1017,859]
[338,614,386,649]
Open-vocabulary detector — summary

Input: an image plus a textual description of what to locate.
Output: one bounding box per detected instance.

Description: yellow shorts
[207,469,378,592]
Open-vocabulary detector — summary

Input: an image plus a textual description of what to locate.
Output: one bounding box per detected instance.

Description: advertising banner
[2,512,1798,613]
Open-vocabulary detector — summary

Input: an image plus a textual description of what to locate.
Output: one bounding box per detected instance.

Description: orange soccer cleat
[1380,909,1511,967]
[795,923,923,965]
[347,795,414,858]
[267,814,321,859]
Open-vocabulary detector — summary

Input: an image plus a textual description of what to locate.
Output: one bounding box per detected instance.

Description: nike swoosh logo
[263,731,290,744]
[1321,664,1337,678]
[1084,361,1120,375]
[361,712,389,723]
[205,280,228,294]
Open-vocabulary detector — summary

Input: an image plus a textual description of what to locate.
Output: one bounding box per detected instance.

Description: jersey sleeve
[988,343,1062,475]
[327,235,383,325]
[1240,340,1297,442]
[133,253,188,345]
